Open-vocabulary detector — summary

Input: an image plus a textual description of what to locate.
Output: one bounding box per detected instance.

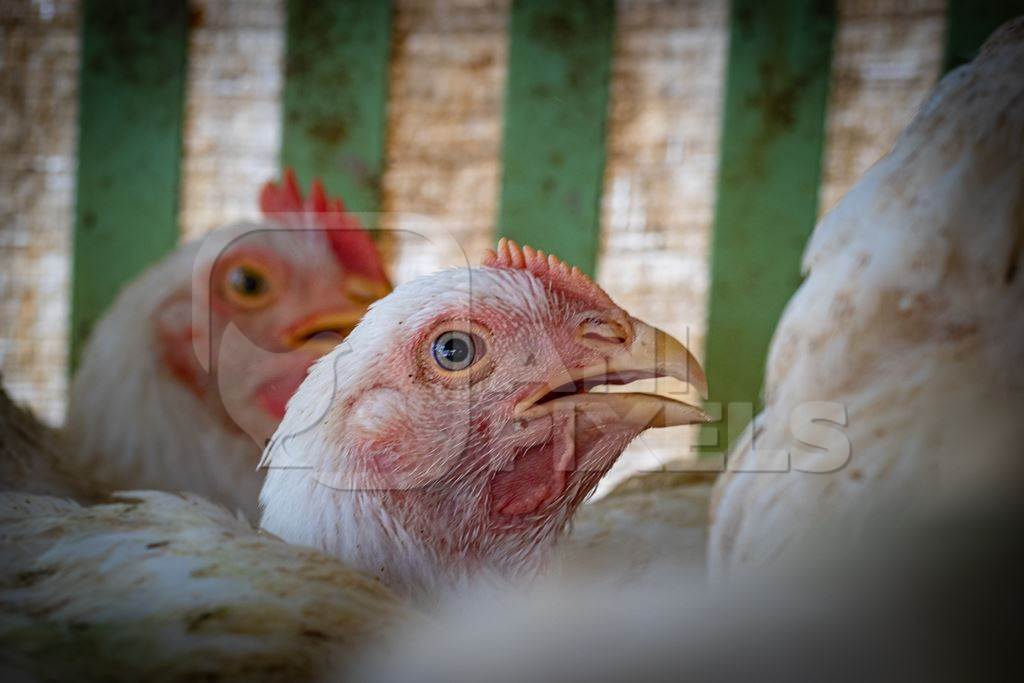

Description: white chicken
[356,494,1024,683]
[0,494,410,681]
[709,17,1024,575]
[259,238,709,596]
[556,14,1024,583]
[59,170,391,519]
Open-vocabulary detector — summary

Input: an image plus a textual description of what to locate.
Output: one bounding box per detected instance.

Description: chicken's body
[708,18,1024,575]
[566,19,1024,583]
[356,494,1024,683]
[556,470,714,580]
[0,489,408,681]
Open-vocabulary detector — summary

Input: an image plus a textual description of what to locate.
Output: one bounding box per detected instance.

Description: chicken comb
[481,238,614,308]
[260,168,390,284]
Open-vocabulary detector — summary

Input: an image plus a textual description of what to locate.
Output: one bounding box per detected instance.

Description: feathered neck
[64,243,263,519]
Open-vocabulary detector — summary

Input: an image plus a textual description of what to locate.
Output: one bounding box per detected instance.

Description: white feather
[709,18,1024,575]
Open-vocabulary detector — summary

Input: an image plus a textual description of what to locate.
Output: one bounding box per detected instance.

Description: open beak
[282,310,367,353]
[515,317,711,428]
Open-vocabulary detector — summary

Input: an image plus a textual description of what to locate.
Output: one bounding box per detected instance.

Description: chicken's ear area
[153,293,205,398]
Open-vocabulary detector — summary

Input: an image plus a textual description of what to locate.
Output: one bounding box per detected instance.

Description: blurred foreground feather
[356,495,1024,682]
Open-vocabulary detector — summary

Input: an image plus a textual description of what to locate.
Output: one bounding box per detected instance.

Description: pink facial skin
[153,171,391,447]
[258,239,708,593]
[327,272,702,578]
[156,231,386,446]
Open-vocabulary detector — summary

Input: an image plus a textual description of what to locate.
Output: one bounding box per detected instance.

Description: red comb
[260,169,390,285]
[482,238,614,308]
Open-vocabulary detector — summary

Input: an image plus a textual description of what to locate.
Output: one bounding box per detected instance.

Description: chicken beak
[620,317,708,400]
[515,317,712,429]
[282,311,366,353]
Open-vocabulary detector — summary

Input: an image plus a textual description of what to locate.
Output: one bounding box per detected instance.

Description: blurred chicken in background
[9,170,391,519]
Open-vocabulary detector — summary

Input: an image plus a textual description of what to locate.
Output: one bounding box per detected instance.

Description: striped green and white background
[1,0,1018,483]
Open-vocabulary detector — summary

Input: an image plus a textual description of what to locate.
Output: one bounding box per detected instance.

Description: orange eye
[224,263,274,309]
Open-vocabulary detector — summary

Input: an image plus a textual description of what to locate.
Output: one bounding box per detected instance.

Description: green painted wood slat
[281,0,394,223]
[497,0,616,277]
[701,0,837,455]
[943,0,1024,73]
[70,0,189,368]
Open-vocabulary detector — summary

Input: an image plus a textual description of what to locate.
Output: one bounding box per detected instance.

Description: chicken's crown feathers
[260,168,390,284]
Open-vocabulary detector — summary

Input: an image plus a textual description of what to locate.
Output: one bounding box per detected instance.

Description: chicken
[259,237,709,596]
[60,170,390,519]
[708,17,1024,575]
[576,18,1024,583]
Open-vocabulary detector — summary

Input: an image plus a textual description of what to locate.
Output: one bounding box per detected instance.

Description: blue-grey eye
[432,331,480,371]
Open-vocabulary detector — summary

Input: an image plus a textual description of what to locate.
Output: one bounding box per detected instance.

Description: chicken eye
[432,331,480,372]
[230,266,265,296]
[225,264,273,309]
